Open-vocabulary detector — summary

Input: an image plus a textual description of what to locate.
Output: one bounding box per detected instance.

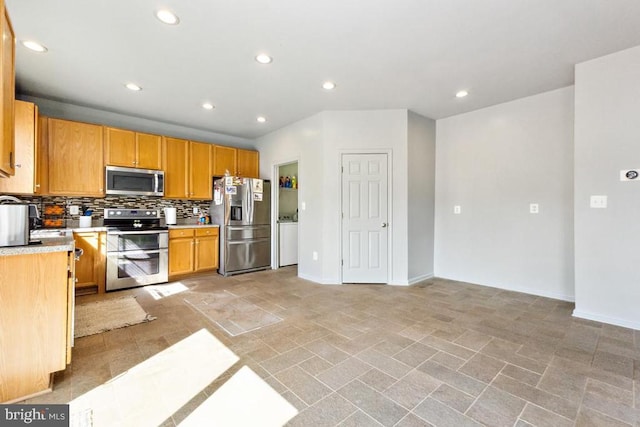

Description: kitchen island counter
[0,235,74,256]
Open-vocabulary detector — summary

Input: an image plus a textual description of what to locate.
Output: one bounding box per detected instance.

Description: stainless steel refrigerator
[210,177,271,276]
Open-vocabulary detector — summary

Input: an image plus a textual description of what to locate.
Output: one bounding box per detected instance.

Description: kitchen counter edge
[0,237,75,256]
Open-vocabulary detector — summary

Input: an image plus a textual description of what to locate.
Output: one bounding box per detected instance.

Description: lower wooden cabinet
[73,231,106,294]
[169,227,219,277]
[0,250,72,403]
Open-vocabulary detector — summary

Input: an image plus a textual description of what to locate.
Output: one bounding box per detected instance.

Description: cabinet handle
[35,184,41,188]
[15,164,21,168]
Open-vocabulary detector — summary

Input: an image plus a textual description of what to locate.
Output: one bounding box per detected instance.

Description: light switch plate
[301,202,306,211]
[590,195,607,208]
[193,207,199,214]
[453,205,461,214]
[529,203,539,214]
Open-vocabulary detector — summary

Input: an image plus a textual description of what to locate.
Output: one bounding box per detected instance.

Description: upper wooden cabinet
[136,132,162,170]
[104,126,162,170]
[37,116,49,195]
[237,148,259,178]
[0,4,15,178]
[189,141,212,199]
[162,137,189,198]
[48,119,104,196]
[0,101,38,194]
[212,145,237,177]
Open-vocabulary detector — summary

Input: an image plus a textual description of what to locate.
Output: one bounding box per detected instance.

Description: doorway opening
[272,160,299,269]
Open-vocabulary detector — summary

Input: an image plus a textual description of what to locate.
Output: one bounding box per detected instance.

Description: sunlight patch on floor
[179,366,298,427]
[145,282,189,300]
[69,329,239,427]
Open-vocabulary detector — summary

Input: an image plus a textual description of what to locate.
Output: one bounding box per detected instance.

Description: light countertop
[0,235,75,256]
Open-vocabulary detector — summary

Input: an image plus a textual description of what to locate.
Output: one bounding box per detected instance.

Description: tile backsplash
[17,195,211,221]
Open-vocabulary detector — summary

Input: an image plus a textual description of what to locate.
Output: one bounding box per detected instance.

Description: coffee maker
[0,196,40,247]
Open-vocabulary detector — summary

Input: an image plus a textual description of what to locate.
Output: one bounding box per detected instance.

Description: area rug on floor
[74,296,156,338]
[184,291,282,336]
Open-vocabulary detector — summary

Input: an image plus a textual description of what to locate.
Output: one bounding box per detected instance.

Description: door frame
[339,149,393,284]
[271,157,300,270]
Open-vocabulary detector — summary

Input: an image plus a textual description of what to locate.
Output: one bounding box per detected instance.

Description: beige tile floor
[24,267,640,426]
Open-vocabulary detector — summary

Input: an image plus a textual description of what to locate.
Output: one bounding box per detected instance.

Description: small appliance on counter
[0,196,40,247]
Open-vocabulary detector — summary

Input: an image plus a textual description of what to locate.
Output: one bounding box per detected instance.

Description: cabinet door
[0,251,68,403]
[0,8,15,177]
[189,141,212,199]
[104,127,136,167]
[212,145,237,176]
[169,237,194,275]
[136,132,162,170]
[36,116,48,194]
[48,119,104,196]
[195,236,218,271]
[0,100,36,194]
[73,231,106,294]
[236,149,259,178]
[163,137,189,198]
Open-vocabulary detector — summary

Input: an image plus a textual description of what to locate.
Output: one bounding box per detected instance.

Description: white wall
[322,110,409,284]
[21,95,253,148]
[574,45,640,329]
[435,87,575,300]
[258,109,413,285]
[407,112,436,283]
[257,113,324,282]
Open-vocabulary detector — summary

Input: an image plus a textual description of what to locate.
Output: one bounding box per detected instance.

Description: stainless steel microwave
[105,166,164,196]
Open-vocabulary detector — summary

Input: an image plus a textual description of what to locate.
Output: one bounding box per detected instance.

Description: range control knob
[116,211,122,215]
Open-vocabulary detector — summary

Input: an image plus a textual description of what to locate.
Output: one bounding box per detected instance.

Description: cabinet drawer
[196,228,219,237]
[169,228,195,239]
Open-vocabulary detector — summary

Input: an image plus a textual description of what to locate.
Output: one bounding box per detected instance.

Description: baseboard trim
[435,274,575,302]
[297,273,341,285]
[572,309,640,330]
[408,273,434,285]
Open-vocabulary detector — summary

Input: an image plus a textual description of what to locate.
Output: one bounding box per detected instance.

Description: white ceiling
[6,0,640,140]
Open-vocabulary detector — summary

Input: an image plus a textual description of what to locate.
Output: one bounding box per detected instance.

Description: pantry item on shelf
[291,175,297,189]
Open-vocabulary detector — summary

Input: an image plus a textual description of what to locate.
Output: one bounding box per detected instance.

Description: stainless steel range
[104,208,168,291]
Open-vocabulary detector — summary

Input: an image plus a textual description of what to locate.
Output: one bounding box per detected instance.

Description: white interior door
[342,153,389,283]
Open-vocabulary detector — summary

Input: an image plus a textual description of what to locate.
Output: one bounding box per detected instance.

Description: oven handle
[107,249,167,256]
[107,230,168,235]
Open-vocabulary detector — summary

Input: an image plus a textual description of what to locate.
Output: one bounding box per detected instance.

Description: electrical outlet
[193,207,199,214]
[312,251,318,261]
[69,205,79,215]
[590,195,607,209]
[529,203,539,214]
[454,205,461,214]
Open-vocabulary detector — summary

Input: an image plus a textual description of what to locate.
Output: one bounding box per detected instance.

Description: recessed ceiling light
[156,9,180,25]
[456,90,469,98]
[125,83,142,91]
[322,81,336,90]
[202,103,214,110]
[255,54,272,64]
[22,40,47,53]
[256,116,267,123]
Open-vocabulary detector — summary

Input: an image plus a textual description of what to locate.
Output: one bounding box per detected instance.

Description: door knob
[381,222,387,228]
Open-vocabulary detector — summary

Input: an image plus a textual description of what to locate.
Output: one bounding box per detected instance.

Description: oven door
[107,230,168,253]
[106,230,169,291]
[106,249,168,291]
